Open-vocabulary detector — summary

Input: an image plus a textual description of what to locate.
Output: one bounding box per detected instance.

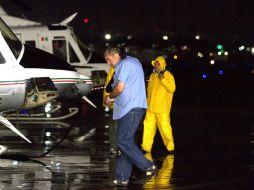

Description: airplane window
[52,40,67,61]
[69,43,80,63]
[0,51,5,64]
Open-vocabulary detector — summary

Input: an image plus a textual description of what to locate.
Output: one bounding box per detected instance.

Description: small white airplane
[0,16,93,144]
[0,4,109,88]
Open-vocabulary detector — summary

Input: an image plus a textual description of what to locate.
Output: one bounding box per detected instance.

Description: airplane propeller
[0,115,31,143]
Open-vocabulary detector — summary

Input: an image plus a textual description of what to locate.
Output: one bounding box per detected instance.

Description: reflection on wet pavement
[0,98,253,189]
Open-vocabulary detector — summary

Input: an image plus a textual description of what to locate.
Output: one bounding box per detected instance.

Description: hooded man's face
[154,61,162,73]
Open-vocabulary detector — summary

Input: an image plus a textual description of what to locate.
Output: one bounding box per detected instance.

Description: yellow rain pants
[142,110,174,152]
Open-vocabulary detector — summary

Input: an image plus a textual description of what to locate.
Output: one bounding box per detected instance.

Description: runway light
[173,55,178,60]
[195,35,200,40]
[202,74,207,79]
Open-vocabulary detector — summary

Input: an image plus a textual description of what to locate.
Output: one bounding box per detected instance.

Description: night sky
[2,0,254,44]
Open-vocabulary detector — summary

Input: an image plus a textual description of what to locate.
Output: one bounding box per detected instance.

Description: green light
[217,44,223,50]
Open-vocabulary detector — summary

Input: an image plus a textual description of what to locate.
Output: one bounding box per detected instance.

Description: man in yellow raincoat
[103,67,115,110]
[141,56,176,153]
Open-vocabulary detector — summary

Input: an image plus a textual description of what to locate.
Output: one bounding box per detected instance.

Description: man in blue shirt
[104,47,156,186]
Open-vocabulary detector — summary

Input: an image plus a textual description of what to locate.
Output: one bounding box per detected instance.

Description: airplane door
[0,64,26,112]
[0,34,26,112]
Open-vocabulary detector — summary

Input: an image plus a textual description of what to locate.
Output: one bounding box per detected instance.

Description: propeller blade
[82,96,97,108]
[0,115,31,143]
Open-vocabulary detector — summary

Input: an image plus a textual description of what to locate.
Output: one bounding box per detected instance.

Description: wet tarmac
[0,92,253,190]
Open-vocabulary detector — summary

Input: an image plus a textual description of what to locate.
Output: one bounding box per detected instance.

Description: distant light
[202,74,207,79]
[46,132,51,137]
[246,47,251,52]
[173,55,178,60]
[209,52,213,56]
[105,34,111,40]
[224,51,228,56]
[195,35,200,40]
[218,70,224,75]
[127,35,132,40]
[83,18,89,24]
[181,45,188,51]
[216,44,223,50]
[251,47,254,55]
[197,52,203,58]
[218,51,222,56]
[162,35,168,40]
[152,43,156,48]
[239,45,245,51]
[210,59,215,65]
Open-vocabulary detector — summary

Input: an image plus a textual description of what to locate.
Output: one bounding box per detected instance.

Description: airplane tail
[57,12,78,25]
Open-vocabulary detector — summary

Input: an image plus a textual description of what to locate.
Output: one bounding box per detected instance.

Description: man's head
[103,47,121,67]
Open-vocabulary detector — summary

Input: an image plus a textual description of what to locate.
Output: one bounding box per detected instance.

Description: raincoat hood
[151,56,167,70]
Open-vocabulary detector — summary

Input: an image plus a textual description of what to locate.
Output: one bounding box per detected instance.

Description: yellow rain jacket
[147,56,176,114]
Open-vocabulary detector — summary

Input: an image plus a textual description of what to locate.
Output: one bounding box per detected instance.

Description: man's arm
[104,81,125,106]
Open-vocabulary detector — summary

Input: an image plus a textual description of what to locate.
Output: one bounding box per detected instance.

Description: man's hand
[158,71,164,80]
[104,95,113,106]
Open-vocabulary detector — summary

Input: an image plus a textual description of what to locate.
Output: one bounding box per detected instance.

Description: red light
[83,18,89,24]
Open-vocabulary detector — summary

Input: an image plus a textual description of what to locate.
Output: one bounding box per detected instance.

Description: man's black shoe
[131,165,156,185]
